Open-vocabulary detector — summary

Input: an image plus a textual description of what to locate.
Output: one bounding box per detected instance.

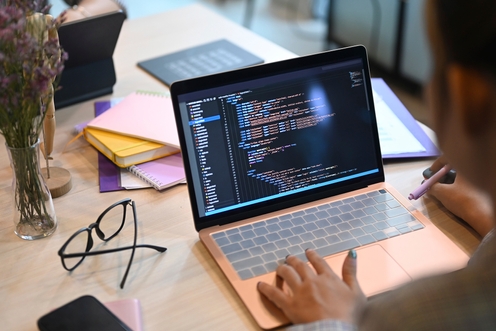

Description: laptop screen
[171,46,384,230]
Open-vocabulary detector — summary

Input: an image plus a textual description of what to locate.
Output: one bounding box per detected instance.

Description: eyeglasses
[58,198,167,289]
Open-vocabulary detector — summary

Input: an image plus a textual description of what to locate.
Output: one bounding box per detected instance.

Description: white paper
[373,90,426,155]
[120,169,152,190]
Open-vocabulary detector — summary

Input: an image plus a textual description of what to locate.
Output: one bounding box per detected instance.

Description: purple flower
[0,2,67,148]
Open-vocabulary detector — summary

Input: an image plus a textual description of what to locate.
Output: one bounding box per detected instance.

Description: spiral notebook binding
[128,167,162,190]
[136,90,170,98]
[127,153,185,191]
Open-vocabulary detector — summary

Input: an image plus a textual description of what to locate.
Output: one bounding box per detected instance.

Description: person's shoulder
[359,266,496,330]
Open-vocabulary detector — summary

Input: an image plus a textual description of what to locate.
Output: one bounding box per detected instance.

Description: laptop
[170,45,469,330]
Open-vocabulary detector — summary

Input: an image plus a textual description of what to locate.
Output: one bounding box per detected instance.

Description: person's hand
[426,157,493,237]
[257,249,366,325]
[60,0,126,23]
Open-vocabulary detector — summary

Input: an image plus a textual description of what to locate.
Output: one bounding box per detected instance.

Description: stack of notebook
[85,91,180,167]
[83,92,185,192]
[98,151,185,192]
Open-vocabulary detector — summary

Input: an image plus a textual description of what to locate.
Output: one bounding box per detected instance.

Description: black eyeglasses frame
[58,198,167,289]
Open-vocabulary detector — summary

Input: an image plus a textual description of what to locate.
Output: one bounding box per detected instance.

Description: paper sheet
[373,90,426,155]
[120,169,152,190]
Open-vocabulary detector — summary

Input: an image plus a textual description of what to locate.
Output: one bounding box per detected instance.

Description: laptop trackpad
[325,245,411,296]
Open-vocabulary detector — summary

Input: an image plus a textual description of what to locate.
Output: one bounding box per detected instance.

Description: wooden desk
[0,4,481,331]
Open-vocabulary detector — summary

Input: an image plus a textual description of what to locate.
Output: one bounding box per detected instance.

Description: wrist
[71,5,90,17]
[465,201,493,237]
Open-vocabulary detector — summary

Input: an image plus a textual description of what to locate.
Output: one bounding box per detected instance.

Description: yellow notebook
[86,91,180,148]
[84,127,180,168]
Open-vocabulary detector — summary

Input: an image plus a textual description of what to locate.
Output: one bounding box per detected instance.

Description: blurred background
[50,0,430,125]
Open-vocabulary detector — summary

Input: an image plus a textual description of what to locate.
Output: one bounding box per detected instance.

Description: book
[74,98,123,134]
[86,91,180,148]
[93,101,152,192]
[127,153,185,191]
[371,78,439,159]
[93,99,184,192]
[137,39,264,86]
[84,127,179,168]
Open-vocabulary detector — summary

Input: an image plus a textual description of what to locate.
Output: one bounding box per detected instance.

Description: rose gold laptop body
[170,45,469,330]
[199,183,467,329]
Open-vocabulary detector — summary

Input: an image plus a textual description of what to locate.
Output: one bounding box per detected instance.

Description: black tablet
[55,11,126,109]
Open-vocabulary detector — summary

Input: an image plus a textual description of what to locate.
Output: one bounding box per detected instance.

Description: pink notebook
[127,153,185,191]
[104,298,143,331]
[86,91,180,148]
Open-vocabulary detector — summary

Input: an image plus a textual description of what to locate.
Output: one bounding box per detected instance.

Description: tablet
[54,11,126,109]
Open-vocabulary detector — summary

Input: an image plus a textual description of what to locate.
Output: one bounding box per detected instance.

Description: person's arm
[426,157,493,237]
[287,320,357,331]
[257,249,366,328]
[61,0,126,22]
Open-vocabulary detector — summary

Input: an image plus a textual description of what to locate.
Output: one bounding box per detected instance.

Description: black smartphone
[422,167,457,184]
[37,295,132,331]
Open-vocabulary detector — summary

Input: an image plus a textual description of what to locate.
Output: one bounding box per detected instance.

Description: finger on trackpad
[324,245,411,296]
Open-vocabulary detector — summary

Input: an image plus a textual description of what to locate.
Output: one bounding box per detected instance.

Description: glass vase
[6,140,57,240]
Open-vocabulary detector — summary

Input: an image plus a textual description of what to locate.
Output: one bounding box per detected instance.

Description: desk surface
[0,4,481,331]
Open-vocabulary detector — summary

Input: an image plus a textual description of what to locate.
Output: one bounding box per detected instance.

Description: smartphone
[37,295,132,331]
[422,167,457,184]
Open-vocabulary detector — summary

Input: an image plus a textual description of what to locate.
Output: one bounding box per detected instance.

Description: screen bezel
[171,45,384,231]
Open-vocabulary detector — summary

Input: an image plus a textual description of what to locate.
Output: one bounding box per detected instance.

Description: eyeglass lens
[63,230,90,270]
[97,202,127,240]
[63,202,128,270]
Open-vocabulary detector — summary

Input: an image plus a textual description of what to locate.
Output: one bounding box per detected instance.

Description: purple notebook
[94,100,125,193]
[98,152,124,192]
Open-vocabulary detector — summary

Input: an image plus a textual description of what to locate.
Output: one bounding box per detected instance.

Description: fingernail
[348,249,357,259]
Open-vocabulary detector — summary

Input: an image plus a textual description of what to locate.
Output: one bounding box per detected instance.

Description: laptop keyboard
[211,189,424,280]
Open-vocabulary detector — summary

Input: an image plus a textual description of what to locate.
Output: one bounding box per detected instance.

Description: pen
[408,165,452,200]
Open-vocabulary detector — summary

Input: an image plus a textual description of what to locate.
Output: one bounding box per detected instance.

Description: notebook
[84,127,179,168]
[91,100,151,192]
[170,45,469,330]
[137,39,264,86]
[127,153,185,191]
[87,91,180,148]
[98,153,152,193]
[104,298,143,331]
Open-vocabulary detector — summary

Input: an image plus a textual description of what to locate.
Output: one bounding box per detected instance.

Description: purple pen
[408,165,452,200]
